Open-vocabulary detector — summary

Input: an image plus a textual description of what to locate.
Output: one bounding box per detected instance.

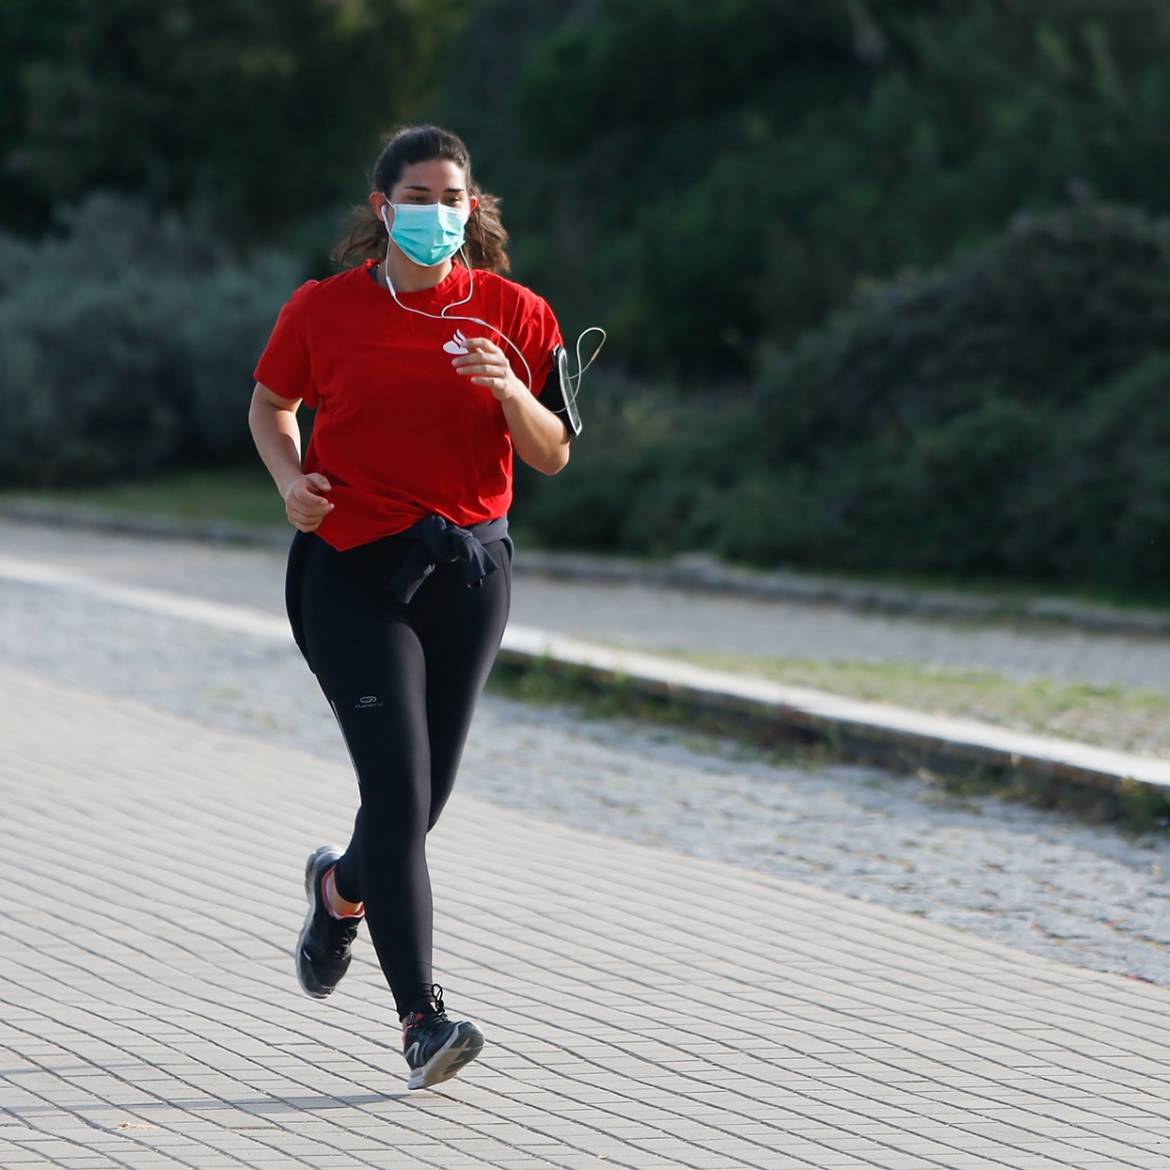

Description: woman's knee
[343,734,428,822]
[361,783,430,851]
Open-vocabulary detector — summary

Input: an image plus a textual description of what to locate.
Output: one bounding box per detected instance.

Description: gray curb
[2,498,1168,634]
[497,628,1170,813]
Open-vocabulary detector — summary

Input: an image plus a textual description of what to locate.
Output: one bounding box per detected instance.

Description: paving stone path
[2,521,1170,1166]
[3,669,1170,1169]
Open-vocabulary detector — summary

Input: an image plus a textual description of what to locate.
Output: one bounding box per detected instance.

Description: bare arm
[452,338,571,475]
[497,382,571,475]
[247,383,335,531]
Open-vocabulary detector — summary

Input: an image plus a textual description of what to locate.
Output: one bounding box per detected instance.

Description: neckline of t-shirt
[359,258,472,304]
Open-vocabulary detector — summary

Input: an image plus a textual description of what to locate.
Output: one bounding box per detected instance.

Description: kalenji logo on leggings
[355,695,384,709]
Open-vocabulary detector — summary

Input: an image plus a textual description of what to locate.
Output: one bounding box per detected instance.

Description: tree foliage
[440,0,1170,378]
[0,0,459,240]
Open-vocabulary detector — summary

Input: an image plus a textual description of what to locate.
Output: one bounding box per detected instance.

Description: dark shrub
[517,201,1170,594]
[0,194,301,485]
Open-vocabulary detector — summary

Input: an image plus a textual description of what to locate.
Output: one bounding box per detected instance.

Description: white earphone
[379,203,535,391]
[379,202,605,404]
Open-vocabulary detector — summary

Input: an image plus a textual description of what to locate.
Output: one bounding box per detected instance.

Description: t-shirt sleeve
[510,291,573,438]
[253,280,319,409]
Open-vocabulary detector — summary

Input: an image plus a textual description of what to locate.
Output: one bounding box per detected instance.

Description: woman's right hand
[283,472,335,532]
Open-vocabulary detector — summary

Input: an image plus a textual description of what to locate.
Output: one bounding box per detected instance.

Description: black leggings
[286,526,512,1019]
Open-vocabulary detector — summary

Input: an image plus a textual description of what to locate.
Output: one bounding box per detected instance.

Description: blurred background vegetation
[3,0,1169,593]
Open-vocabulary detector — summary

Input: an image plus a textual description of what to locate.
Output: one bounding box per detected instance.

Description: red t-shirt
[253,259,564,551]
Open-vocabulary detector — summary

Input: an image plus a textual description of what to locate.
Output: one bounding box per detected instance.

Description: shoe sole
[295,845,344,999]
[407,1020,485,1090]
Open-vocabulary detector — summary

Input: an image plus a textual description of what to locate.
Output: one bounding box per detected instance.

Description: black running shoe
[295,845,362,998]
[402,984,485,1090]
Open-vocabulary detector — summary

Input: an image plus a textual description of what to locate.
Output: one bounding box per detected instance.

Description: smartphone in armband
[551,344,584,437]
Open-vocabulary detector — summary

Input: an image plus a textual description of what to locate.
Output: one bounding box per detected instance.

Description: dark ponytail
[332,124,510,273]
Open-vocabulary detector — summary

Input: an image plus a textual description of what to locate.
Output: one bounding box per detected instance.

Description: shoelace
[403,983,449,1037]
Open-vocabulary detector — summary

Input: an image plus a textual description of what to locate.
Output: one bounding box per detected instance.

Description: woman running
[247,124,576,1090]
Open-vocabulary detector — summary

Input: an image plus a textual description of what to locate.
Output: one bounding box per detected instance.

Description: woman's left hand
[451,337,524,403]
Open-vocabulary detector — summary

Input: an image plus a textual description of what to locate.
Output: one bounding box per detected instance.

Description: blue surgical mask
[382,201,469,267]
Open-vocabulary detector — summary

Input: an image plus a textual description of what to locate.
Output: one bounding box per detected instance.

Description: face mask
[382,201,469,267]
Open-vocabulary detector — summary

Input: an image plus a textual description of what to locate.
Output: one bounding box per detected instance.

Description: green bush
[515,201,1170,592]
[0,194,301,486]
[512,370,681,552]
[512,367,754,557]
[743,200,1170,584]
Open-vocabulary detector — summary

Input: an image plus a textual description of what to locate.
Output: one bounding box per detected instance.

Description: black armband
[536,345,583,438]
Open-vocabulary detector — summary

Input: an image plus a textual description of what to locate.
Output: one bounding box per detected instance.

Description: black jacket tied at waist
[387,513,510,604]
[284,513,510,674]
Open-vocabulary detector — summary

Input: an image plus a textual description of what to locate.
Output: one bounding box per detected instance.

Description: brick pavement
[3,668,1170,1168]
